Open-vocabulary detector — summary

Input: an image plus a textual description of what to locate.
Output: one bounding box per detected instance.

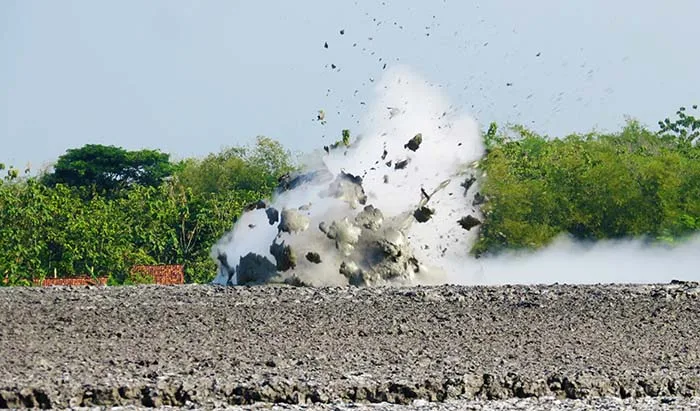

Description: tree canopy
[173,136,296,196]
[472,114,700,256]
[1,137,295,285]
[42,144,173,195]
[1,110,699,286]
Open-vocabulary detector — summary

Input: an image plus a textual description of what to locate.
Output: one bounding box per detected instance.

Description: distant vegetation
[1,108,698,285]
[0,137,294,286]
[472,106,700,256]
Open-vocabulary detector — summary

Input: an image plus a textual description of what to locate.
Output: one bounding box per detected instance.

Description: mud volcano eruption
[212,67,485,286]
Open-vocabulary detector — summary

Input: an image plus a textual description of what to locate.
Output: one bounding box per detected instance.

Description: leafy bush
[1,137,294,285]
[472,115,700,256]
[41,144,174,196]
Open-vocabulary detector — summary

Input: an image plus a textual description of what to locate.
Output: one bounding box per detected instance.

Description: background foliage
[472,106,700,256]
[1,137,294,285]
[2,108,698,285]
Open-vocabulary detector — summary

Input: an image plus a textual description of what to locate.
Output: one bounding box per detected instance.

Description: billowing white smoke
[465,234,700,286]
[211,65,700,287]
[211,66,485,286]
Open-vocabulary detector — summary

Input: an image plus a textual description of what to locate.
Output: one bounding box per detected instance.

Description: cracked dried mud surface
[0,282,699,409]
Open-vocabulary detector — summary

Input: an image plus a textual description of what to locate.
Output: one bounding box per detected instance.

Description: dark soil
[0,282,699,408]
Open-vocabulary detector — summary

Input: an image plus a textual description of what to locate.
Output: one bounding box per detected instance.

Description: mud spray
[212,66,700,287]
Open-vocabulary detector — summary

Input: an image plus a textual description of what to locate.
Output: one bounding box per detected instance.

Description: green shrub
[473,116,700,256]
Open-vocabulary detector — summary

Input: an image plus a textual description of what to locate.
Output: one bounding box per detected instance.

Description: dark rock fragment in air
[394,159,410,170]
[324,42,329,49]
[270,241,296,272]
[237,253,277,285]
[461,176,476,195]
[404,133,423,152]
[413,206,434,223]
[458,215,481,231]
[244,199,267,212]
[472,192,485,206]
[305,252,322,264]
[276,169,333,194]
[318,221,328,234]
[265,207,279,225]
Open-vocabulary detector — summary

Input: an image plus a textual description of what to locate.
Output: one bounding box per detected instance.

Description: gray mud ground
[1,282,699,409]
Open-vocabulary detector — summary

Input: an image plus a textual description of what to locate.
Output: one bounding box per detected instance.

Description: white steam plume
[465,234,700,286]
[211,65,700,287]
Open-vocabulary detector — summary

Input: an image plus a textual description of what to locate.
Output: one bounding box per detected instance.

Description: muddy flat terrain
[0,282,699,409]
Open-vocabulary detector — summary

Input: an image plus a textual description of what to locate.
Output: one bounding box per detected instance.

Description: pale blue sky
[2,0,699,171]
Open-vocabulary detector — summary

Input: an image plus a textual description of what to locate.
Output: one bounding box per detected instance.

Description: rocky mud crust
[0,282,699,409]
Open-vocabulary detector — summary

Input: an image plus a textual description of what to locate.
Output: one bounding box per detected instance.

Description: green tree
[473,118,700,256]
[658,105,700,146]
[174,136,295,197]
[42,144,173,195]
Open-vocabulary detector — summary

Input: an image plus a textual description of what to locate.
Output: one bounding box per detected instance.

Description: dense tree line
[472,106,700,256]
[0,137,294,285]
[1,108,698,285]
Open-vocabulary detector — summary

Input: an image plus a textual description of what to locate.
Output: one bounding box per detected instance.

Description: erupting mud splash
[211,66,485,286]
[211,65,700,286]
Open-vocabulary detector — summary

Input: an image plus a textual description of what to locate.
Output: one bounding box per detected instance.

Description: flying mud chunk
[461,175,476,196]
[276,169,333,194]
[244,199,268,212]
[394,159,410,170]
[413,206,434,223]
[404,133,423,152]
[305,252,322,264]
[236,253,278,285]
[340,261,364,286]
[265,207,279,225]
[360,228,421,285]
[278,208,311,234]
[320,217,362,256]
[376,228,407,259]
[354,204,384,230]
[270,240,296,271]
[321,171,367,208]
[473,192,485,206]
[458,215,481,231]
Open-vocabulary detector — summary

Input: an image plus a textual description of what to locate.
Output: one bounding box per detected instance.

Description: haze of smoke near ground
[465,234,700,286]
[212,65,700,287]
